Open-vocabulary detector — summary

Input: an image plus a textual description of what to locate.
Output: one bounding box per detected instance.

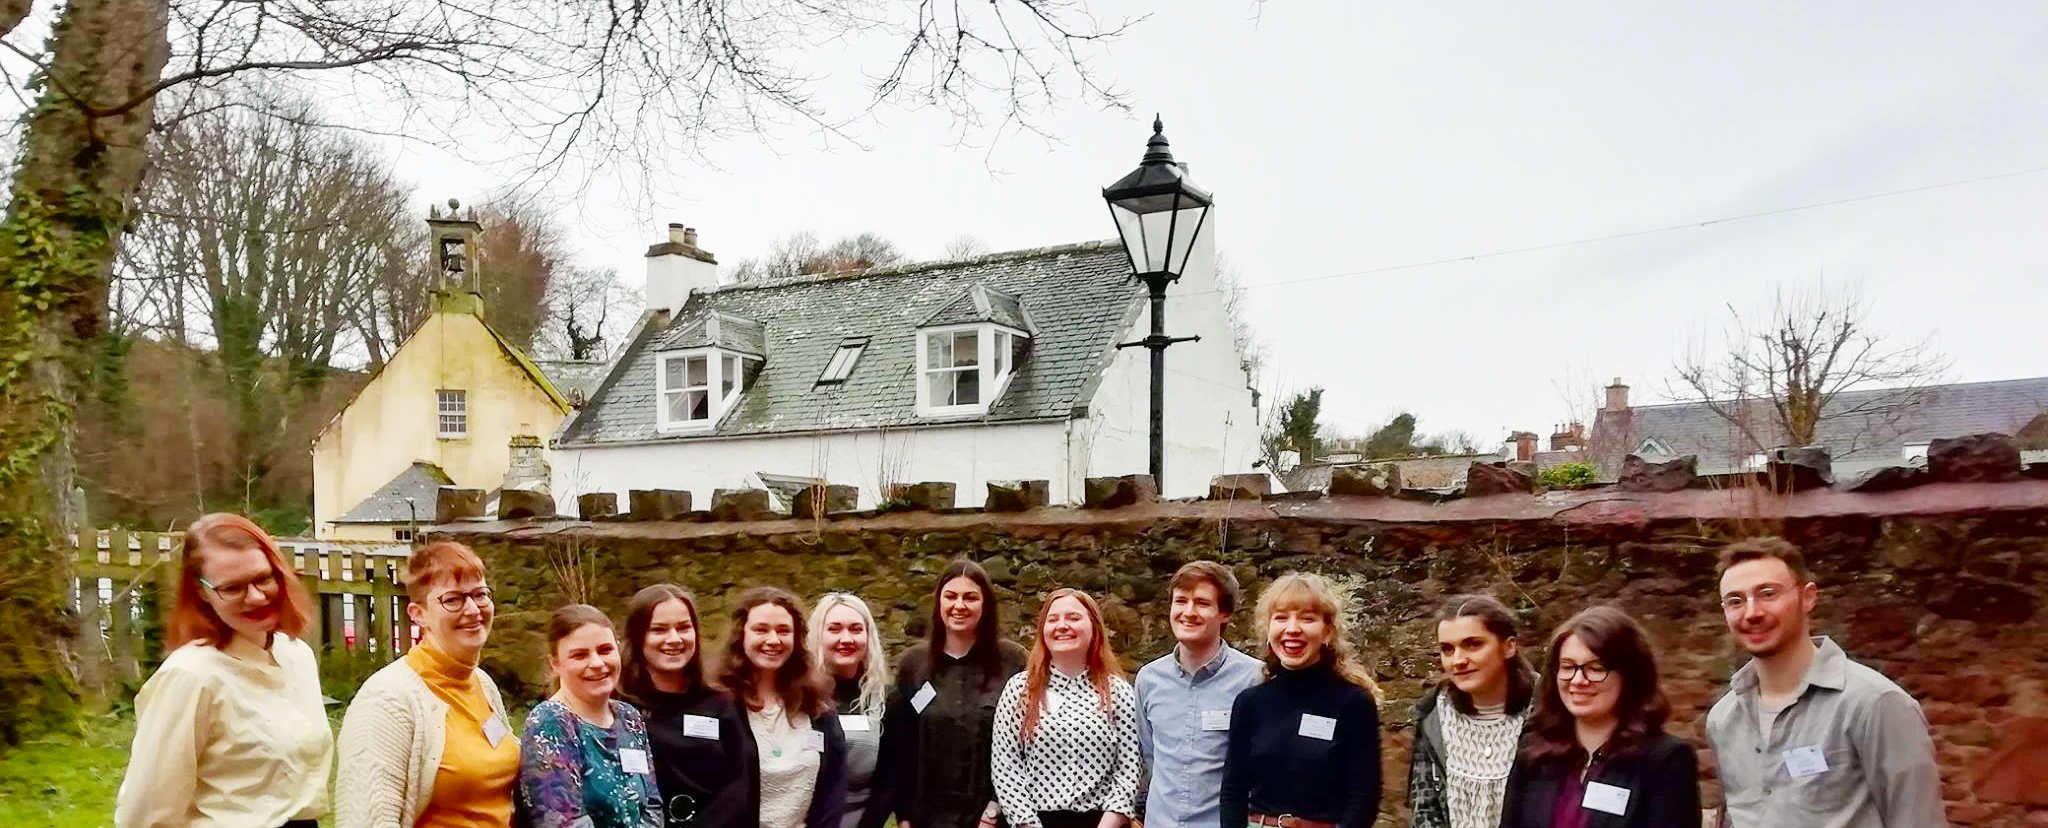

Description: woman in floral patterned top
[521,604,665,828]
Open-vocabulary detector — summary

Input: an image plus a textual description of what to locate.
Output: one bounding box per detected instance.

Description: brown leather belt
[1249,814,1336,828]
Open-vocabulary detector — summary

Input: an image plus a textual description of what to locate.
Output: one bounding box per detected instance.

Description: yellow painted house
[311,204,574,540]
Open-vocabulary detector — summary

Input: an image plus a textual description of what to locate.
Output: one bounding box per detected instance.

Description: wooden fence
[70,529,415,691]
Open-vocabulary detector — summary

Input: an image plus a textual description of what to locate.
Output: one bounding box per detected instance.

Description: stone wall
[436,480,2048,828]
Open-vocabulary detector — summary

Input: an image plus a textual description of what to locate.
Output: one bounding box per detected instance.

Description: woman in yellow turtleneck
[338,542,521,828]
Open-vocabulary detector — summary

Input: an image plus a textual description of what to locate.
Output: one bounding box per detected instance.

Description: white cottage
[549,220,1261,510]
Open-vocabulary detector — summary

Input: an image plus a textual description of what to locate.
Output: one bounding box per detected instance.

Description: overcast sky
[382,1,2048,443]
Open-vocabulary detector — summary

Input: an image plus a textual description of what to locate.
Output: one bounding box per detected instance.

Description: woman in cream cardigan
[338,541,520,828]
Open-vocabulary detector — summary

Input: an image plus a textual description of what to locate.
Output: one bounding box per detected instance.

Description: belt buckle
[1278,815,1298,828]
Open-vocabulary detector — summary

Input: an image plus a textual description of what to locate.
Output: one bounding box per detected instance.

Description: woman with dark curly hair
[1501,606,1700,828]
[717,587,849,828]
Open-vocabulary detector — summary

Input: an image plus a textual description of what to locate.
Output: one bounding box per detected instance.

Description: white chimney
[644,223,719,316]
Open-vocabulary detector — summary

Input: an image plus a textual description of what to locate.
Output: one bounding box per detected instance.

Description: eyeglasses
[1557,661,1612,684]
[1720,584,1788,611]
[435,587,494,612]
[198,571,280,604]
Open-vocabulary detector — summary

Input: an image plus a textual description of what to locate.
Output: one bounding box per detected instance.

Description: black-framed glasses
[1558,661,1612,683]
[198,571,280,604]
[436,587,494,612]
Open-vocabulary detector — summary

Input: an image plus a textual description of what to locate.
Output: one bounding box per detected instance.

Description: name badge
[1045,691,1065,716]
[1297,713,1336,740]
[1582,781,1631,815]
[841,715,873,732]
[620,747,651,774]
[1200,709,1231,731]
[911,682,938,713]
[804,730,826,753]
[1784,745,1829,778]
[572,817,596,828]
[482,715,509,748]
[683,714,720,740]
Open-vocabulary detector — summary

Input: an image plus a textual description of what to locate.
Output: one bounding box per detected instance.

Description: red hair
[1020,588,1122,742]
[405,541,487,603]
[167,513,314,650]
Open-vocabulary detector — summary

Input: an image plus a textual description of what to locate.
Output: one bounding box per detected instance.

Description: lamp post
[1102,116,1214,487]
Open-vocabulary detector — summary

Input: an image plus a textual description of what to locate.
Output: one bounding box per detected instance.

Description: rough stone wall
[438,481,2048,828]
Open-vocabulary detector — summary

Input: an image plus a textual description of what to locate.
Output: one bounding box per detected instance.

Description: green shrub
[1538,462,1598,490]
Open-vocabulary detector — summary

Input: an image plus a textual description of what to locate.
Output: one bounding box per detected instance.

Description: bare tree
[540,266,636,362]
[730,230,907,282]
[1215,252,1265,386]
[0,0,1137,734]
[1671,283,1950,457]
[943,234,992,259]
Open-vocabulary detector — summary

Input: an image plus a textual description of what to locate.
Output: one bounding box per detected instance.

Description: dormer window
[915,323,1027,416]
[656,349,756,431]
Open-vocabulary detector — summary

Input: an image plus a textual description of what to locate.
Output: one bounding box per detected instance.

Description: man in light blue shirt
[1135,561,1264,828]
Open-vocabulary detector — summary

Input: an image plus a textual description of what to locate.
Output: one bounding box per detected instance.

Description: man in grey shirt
[1134,561,1263,828]
[1706,537,1947,828]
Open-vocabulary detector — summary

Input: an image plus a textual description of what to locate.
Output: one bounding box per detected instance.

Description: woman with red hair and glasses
[116,513,332,828]
[989,589,1141,828]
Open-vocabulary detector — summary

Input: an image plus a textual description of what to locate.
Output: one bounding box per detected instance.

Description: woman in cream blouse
[116,513,334,828]
[338,541,520,827]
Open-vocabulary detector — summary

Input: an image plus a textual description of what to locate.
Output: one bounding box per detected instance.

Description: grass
[0,714,134,828]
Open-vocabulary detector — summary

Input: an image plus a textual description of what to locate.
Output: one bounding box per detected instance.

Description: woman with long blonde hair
[116,513,332,828]
[989,589,1141,828]
[810,593,890,828]
[1219,573,1384,828]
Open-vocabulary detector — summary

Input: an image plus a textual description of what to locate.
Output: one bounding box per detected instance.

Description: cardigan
[1499,732,1701,828]
[1407,686,1530,828]
[731,703,850,828]
[336,651,514,828]
[1218,660,1383,828]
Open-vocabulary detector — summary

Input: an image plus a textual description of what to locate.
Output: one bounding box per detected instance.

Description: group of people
[112,512,1949,828]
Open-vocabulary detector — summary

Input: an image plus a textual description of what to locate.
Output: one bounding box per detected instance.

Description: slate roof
[534,360,610,407]
[756,473,827,509]
[1607,376,2048,476]
[654,310,768,356]
[560,241,1142,445]
[922,284,1034,331]
[336,461,452,524]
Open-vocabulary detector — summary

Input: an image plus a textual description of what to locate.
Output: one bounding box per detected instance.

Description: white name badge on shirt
[911,682,938,713]
[842,714,873,732]
[805,730,827,753]
[482,715,509,748]
[683,714,721,740]
[1784,745,1829,778]
[620,748,651,775]
[1200,709,1232,731]
[1582,781,1631,815]
[1297,713,1337,740]
[1045,691,1065,716]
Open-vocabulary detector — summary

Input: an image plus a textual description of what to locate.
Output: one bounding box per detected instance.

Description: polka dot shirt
[990,669,1141,826]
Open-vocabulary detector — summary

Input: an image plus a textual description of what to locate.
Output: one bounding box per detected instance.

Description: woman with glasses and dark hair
[621,584,745,828]
[1500,606,1700,828]
[338,540,520,828]
[1408,594,1538,828]
[117,513,332,828]
[809,593,891,828]
[862,560,1028,828]
[716,587,848,828]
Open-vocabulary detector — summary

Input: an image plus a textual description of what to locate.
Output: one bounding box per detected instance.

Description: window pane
[665,390,688,422]
[686,389,710,420]
[994,332,1008,377]
[952,331,978,367]
[721,355,737,397]
[686,356,708,387]
[926,333,947,366]
[956,368,980,405]
[665,358,685,388]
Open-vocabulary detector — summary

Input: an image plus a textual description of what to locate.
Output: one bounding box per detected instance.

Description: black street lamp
[1102,116,1214,486]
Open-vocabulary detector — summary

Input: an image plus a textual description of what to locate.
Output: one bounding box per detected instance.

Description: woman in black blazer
[1502,606,1700,828]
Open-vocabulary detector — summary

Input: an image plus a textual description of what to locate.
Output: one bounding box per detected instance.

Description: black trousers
[1038,810,1104,828]
[278,821,318,828]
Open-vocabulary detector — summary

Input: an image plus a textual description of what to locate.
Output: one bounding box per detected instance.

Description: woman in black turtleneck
[1220,573,1385,828]
[622,584,747,828]
[810,593,891,828]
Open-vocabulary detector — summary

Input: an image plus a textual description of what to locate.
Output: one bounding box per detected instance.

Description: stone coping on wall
[431,479,2048,540]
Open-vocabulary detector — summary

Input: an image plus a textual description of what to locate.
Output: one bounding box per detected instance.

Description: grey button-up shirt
[1706,636,1948,828]
[1135,644,1264,828]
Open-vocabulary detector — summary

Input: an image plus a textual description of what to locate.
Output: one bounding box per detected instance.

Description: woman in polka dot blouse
[990,589,1142,828]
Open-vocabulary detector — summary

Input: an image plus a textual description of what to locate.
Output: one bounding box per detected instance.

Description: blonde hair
[1255,572,1383,702]
[808,593,890,716]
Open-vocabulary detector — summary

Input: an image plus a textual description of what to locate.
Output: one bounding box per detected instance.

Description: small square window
[436,390,467,437]
[662,354,711,423]
[394,528,415,543]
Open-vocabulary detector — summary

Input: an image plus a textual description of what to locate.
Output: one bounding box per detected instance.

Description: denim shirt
[1134,645,1263,828]
[1705,637,1948,828]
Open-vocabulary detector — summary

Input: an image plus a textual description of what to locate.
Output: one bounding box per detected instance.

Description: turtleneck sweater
[409,640,520,828]
[1218,659,1383,828]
